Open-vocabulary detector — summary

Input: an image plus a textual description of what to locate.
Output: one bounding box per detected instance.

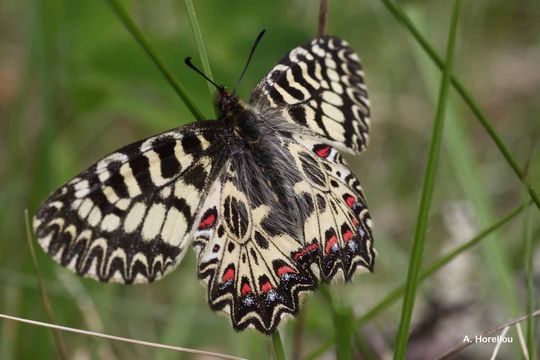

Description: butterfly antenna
[233,29,266,95]
[185,57,223,91]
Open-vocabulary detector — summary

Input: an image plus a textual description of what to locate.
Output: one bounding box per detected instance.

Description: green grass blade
[365,202,528,325]
[272,331,286,360]
[524,196,536,359]
[305,202,529,359]
[24,211,68,360]
[105,0,205,120]
[411,2,521,327]
[412,10,523,356]
[320,286,353,359]
[378,0,540,212]
[393,1,462,358]
[184,0,217,115]
[305,340,332,360]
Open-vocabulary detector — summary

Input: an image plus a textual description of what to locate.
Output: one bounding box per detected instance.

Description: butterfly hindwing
[193,131,374,333]
[34,121,228,284]
[250,36,370,154]
[289,135,375,281]
[194,163,316,333]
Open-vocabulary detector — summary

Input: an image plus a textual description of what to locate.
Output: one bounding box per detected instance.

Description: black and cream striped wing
[250,36,370,154]
[33,121,228,284]
[192,161,316,333]
[289,135,375,282]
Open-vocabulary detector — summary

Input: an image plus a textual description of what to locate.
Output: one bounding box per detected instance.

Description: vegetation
[0,0,538,358]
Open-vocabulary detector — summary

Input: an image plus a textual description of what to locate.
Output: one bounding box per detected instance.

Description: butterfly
[33,34,375,334]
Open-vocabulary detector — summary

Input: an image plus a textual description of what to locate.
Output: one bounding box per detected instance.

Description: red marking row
[315,145,331,158]
[325,235,338,254]
[241,283,252,296]
[345,195,357,208]
[261,282,273,293]
[343,229,353,242]
[293,243,319,261]
[222,268,235,282]
[277,265,296,277]
[198,212,216,230]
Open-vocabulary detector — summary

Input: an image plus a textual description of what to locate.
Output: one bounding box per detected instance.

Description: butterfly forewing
[34,121,228,284]
[250,36,371,154]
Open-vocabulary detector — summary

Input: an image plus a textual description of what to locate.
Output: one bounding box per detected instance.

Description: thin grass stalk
[272,331,286,360]
[490,326,510,359]
[184,0,217,114]
[378,0,540,212]
[24,211,68,360]
[393,1,462,357]
[320,286,353,359]
[515,323,529,359]
[524,200,536,359]
[305,339,332,360]
[57,272,116,359]
[363,202,529,324]
[105,0,204,120]
[318,0,329,36]
[409,8,528,324]
[305,202,530,359]
[292,313,305,360]
[0,313,244,360]
[412,7,522,345]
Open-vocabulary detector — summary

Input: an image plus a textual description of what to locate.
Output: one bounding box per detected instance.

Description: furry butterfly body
[34,36,375,333]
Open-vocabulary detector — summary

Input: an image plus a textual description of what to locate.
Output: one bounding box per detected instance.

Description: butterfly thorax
[218,90,261,145]
[216,90,303,236]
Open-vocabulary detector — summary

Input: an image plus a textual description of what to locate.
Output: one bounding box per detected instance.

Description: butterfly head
[216,90,259,143]
[217,89,244,118]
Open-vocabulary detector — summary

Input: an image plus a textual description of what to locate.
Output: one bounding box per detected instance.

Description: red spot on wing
[345,195,356,208]
[343,230,353,241]
[352,218,359,227]
[277,266,297,277]
[198,212,217,230]
[325,235,338,254]
[293,243,319,261]
[315,145,331,158]
[241,283,252,296]
[222,268,235,282]
[261,282,273,293]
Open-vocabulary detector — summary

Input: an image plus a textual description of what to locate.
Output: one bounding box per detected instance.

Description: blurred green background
[1,0,539,359]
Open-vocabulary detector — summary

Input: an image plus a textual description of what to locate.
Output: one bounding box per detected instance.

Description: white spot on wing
[102,186,119,204]
[124,202,146,233]
[322,91,344,107]
[274,83,300,105]
[116,198,131,211]
[119,163,141,197]
[88,206,102,227]
[322,116,346,142]
[321,102,345,123]
[161,208,187,246]
[78,199,93,219]
[101,213,120,232]
[142,203,166,241]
